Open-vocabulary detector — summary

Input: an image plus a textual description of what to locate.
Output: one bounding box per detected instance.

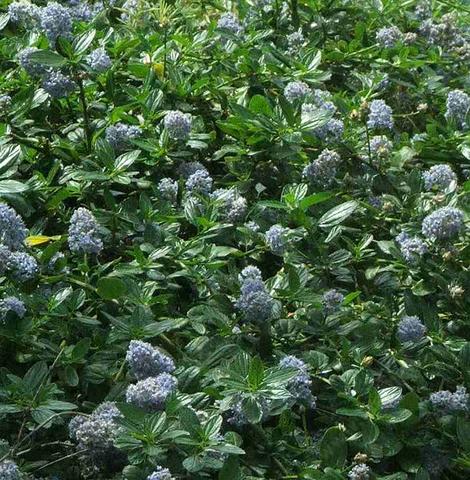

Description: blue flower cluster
[217,13,243,35]
[444,89,469,129]
[397,315,426,343]
[8,1,40,27]
[0,297,26,322]
[395,232,427,264]
[158,178,178,203]
[423,164,457,191]
[69,402,124,469]
[0,204,28,251]
[235,266,274,322]
[369,135,392,158]
[367,100,394,130]
[9,251,38,281]
[147,467,173,480]
[42,71,75,98]
[68,207,103,254]
[0,460,20,480]
[106,123,142,151]
[429,386,469,413]
[348,463,370,480]
[0,94,12,112]
[279,356,316,408]
[284,81,310,103]
[39,2,72,45]
[265,224,290,255]
[322,289,344,315]
[421,206,464,240]
[125,373,178,411]
[186,168,213,195]
[376,26,403,48]
[303,149,341,187]
[211,188,247,223]
[163,110,192,140]
[126,340,175,380]
[86,48,112,72]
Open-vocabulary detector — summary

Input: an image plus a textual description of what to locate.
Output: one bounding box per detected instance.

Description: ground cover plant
[0,0,468,478]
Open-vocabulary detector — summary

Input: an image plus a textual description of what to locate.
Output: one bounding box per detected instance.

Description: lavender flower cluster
[68,207,103,254]
[0,460,20,480]
[444,89,469,129]
[303,149,341,188]
[265,224,290,255]
[86,48,112,72]
[279,356,316,408]
[322,289,344,315]
[284,81,310,103]
[367,100,394,130]
[185,168,213,195]
[125,340,177,411]
[423,164,457,191]
[348,463,370,480]
[376,26,403,48]
[164,110,192,140]
[429,386,469,413]
[0,297,26,322]
[395,232,427,264]
[217,13,243,36]
[235,266,274,323]
[147,467,173,480]
[126,340,175,380]
[158,178,178,203]
[397,315,426,343]
[421,206,465,241]
[211,188,248,223]
[106,123,142,151]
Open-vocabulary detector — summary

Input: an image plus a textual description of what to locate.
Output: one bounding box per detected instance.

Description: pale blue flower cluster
[0,297,26,322]
[147,467,173,480]
[105,123,142,151]
[69,402,123,468]
[39,2,72,45]
[395,232,427,264]
[211,189,247,223]
[397,315,426,343]
[430,386,469,412]
[179,161,204,179]
[370,135,392,157]
[444,89,469,129]
[9,251,38,281]
[421,206,464,240]
[376,26,403,48]
[186,169,213,195]
[125,373,177,411]
[86,48,112,72]
[322,289,344,315]
[68,207,103,254]
[423,164,456,191]
[367,100,394,130]
[0,95,12,111]
[265,224,289,255]
[284,81,310,103]
[348,463,370,480]
[0,204,28,250]
[287,31,305,53]
[303,148,341,188]
[217,13,243,35]
[158,178,178,203]
[164,110,192,140]
[302,92,344,142]
[0,460,20,480]
[126,340,175,380]
[8,1,40,27]
[235,267,273,322]
[18,47,49,77]
[42,71,75,98]
[279,356,316,408]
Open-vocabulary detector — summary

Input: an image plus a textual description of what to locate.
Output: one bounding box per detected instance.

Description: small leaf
[73,29,96,55]
[28,50,67,67]
[319,200,358,228]
[0,180,28,194]
[320,427,347,468]
[97,277,127,300]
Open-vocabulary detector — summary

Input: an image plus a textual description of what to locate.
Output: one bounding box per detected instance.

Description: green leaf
[64,366,79,387]
[28,50,67,67]
[0,180,29,194]
[459,342,470,369]
[218,457,241,480]
[248,95,273,116]
[319,200,358,228]
[320,427,347,468]
[241,397,263,424]
[0,144,21,176]
[73,29,96,55]
[97,277,127,300]
[457,417,470,452]
[299,192,333,210]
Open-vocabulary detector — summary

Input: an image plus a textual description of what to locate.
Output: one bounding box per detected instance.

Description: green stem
[77,77,92,152]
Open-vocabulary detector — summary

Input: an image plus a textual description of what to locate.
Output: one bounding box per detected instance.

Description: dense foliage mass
[0,0,468,479]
